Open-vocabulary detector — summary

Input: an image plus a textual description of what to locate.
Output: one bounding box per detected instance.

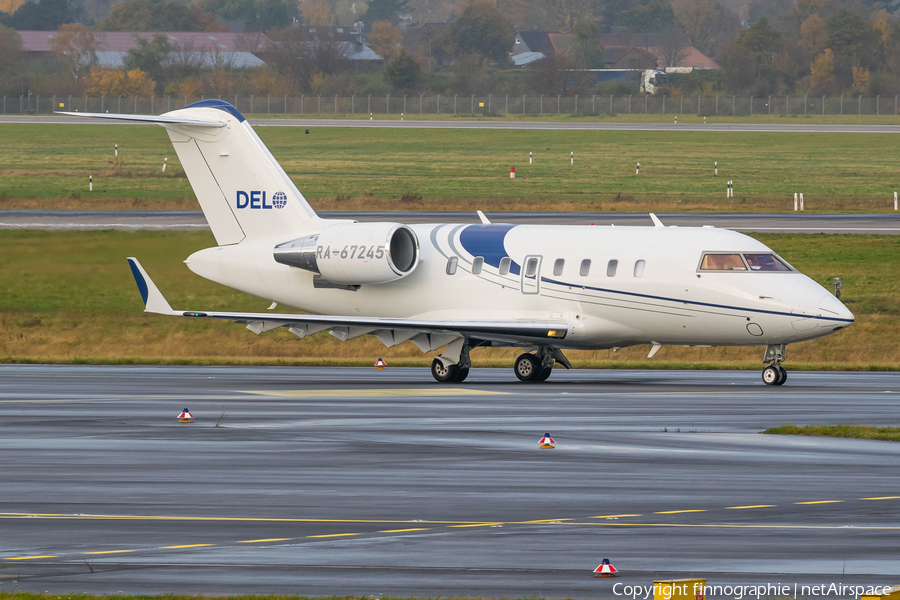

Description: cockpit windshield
[700,254,746,271]
[699,252,793,272]
[743,253,792,271]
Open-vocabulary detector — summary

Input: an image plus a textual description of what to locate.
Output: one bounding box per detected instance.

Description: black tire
[452,367,470,383]
[431,358,459,383]
[762,365,779,386]
[514,353,540,381]
[535,365,553,381]
[775,366,788,386]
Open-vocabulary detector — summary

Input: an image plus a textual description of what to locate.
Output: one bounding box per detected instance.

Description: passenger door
[521,255,542,295]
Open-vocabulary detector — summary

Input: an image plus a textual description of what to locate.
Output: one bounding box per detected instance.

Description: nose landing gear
[762,344,788,386]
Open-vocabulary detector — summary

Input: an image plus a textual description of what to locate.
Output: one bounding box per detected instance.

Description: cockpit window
[743,253,792,271]
[700,253,747,271]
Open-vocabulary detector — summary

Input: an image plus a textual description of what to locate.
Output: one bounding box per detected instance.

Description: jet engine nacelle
[273,222,419,285]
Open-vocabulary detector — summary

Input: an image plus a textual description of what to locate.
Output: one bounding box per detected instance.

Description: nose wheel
[762,344,788,386]
[762,365,787,386]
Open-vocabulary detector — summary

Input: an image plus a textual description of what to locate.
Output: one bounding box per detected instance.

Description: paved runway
[2,210,899,233]
[4,114,900,132]
[1,365,899,597]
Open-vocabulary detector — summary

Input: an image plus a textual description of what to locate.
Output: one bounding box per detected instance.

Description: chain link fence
[10,94,900,116]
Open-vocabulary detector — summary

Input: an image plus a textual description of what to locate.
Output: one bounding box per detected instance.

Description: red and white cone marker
[177,408,193,423]
[374,358,387,369]
[539,433,555,449]
[593,558,618,577]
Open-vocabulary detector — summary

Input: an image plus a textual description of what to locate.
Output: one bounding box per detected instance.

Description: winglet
[477,210,491,225]
[127,258,177,315]
[649,213,664,227]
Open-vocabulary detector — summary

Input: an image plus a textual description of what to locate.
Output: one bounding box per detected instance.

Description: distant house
[18,31,270,69]
[512,30,719,71]
[286,23,383,65]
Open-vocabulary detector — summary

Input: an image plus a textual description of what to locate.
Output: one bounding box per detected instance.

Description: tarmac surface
[2,364,899,597]
[2,210,900,234]
[5,114,900,132]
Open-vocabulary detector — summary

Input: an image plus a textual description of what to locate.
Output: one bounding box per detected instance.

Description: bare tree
[50,23,103,84]
[655,26,692,68]
[266,27,351,90]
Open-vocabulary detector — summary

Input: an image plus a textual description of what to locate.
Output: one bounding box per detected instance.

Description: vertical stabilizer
[160,100,321,244]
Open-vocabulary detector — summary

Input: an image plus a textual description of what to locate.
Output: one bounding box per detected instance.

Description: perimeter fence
[10,93,900,116]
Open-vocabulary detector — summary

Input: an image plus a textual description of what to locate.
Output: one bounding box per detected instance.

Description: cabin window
[471,256,484,275]
[446,256,458,275]
[607,259,618,277]
[553,258,565,276]
[580,259,591,276]
[525,258,538,278]
[700,253,747,271]
[634,259,645,277]
[743,253,792,271]
[499,257,511,275]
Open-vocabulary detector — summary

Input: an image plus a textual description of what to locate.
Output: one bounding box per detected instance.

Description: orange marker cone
[374,358,387,369]
[539,433,555,449]
[177,408,193,423]
[593,558,618,577]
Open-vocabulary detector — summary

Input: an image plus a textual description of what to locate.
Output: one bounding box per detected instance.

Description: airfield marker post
[510,167,515,179]
[894,191,897,210]
[714,161,717,176]
[115,144,118,158]
[89,175,92,191]
[800,193,805,211]
[794,193,798,211]
[529,151,532,164]
[162,158,167,173]
[636,162,640,175]
[571,151,574,165]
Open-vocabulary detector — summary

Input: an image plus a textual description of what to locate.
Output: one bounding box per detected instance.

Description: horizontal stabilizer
[56,111,225,127]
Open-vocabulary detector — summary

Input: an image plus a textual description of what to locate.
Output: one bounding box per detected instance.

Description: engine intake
[274,222,419,285]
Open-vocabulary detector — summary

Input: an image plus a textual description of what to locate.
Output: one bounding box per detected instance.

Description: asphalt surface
[5,114,900,132]
[2,365,899,597]
[2,210,900,234]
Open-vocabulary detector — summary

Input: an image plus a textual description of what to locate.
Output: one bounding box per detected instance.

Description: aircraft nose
[817,293,854,323]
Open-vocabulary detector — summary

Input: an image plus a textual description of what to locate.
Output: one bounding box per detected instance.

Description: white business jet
[63,100,854,385]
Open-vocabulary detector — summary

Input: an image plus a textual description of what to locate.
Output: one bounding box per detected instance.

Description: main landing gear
[514,347,570,382]
[431,358,470,383]
[762,343,788,386]
[431,339,471,383]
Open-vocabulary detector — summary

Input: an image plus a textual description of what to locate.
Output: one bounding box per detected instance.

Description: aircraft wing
[56,111,225,127]
[127,258,569,347]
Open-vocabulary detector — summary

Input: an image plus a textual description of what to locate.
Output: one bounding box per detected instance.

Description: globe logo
[272,191,288,209]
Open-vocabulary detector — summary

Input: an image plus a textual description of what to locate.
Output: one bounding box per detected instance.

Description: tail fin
[159,100,320,245]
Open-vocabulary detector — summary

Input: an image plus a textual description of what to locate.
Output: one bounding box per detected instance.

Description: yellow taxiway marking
[795,500,843,505]
[379,528,430,533]
[591,514,641,519]
[519,518,574,524]
[862,496,900,500]
[725,505,777,510]
[0,512,476,525]
[158,544,215,549]
[237,538,291,543]
[655,510,707,514]
[4,555,56,560]
[242,388,507,398]
[307,533,359,538]
[448,522,503,528]
[561,522,900,530]
[83,549,134,555]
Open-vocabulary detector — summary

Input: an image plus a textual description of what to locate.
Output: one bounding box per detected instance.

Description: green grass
[2,124,900,212]
[765,424,900,442]
[0,230,896,367]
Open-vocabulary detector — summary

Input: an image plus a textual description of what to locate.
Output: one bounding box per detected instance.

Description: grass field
[765,424,900,441]
[2,124,900,212]
[0,230,895,368]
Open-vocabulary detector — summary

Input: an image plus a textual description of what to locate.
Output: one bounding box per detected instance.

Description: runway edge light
[374,358,387,369]
[178,408,194,423]
[593,558,617,577]
[539,433,555,449]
